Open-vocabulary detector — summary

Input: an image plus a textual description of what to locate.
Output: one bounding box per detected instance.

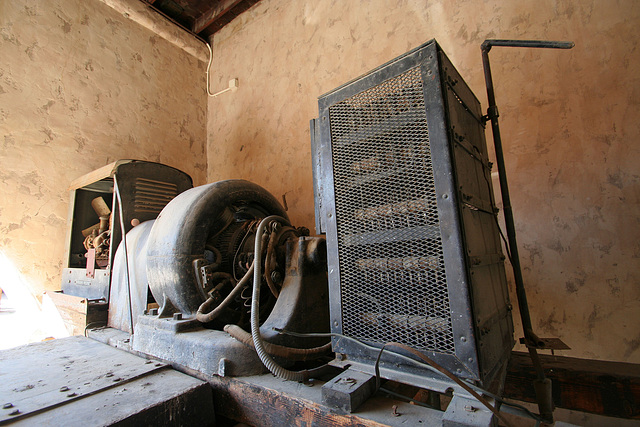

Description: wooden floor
[0,337,215,426]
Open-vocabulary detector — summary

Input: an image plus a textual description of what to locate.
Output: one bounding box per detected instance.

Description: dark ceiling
[141,0,262,39]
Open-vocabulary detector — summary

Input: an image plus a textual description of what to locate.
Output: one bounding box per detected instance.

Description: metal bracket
[193,258,214,290]
[520,336,571,351]
[321,369,377,414]
[85,248,96,279]
[486,105,499,120]
[442,394,497,427]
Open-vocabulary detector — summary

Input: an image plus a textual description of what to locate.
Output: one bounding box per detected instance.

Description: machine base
[131,314,267,377]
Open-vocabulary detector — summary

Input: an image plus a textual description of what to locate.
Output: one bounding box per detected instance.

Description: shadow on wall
[0,251,68,350]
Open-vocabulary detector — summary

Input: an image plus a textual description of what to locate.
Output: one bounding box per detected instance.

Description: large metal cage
[311,40,514,390]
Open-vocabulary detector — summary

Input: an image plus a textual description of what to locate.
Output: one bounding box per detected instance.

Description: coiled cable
[197,264,254,323]
[251,215,309,382]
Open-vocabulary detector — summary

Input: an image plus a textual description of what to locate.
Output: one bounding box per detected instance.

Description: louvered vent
[134,178,178,214]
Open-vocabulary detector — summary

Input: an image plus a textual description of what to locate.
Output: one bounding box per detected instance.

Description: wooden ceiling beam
[193,0,259,36]
[193,0,244,34]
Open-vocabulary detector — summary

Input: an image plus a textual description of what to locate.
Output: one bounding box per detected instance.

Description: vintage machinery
[57,38,576,427]
[61,160,193,301]
[104,179,331,378]
[311,40,514,422]
[61,163,330,378]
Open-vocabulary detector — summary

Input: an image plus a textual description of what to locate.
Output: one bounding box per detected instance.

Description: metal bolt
[391,405,401,417]
[59,386,69,392]
[67,393,77,397]
[270,271,282,284]
[173,312,183,321]
[9,410,20,416]
[298,226,310,236]
[464,405,478,412]
[3,403,13,409]
[460,336,467,342]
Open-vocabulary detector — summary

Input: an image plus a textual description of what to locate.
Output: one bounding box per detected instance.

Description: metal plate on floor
[0,336,167,423]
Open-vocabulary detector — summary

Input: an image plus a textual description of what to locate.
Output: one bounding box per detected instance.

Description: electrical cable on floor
[113,176,134,335]
[378,387,436,409]
[84,321,107,337]
[374,342,512,427]
[274,328,446,378]
[274,328,542,423]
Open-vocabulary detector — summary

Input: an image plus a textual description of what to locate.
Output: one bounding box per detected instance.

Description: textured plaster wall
[0,0,207,298]
[208,0,640,362]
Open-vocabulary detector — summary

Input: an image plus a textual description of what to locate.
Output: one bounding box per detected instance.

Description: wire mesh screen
[328,67,456,354]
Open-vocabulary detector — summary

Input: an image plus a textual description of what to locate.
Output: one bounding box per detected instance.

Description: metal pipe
[481,45,536,340]
[97,0,208,62]
[481,38,573,423]
[482,39,574,50]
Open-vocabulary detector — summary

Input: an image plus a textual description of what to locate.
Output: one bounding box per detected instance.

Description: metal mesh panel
[329,67,455,354]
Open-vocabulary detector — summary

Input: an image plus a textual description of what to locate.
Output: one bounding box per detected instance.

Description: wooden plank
[20,370,214,427]
[505,351,640,419]
[67,160,131,191]
[193,0,243,34]
[0,337,214,426]
[45,291,108,336]
[193,0,260,36]
[0,337,168,423]
[46,291,89,315]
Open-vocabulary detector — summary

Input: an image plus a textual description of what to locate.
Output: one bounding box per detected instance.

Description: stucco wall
[0,1,207,298]
[207,0,640,362]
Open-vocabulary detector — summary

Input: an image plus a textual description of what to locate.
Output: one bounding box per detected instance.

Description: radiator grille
[134,178,178,214]
[329,67,455,354]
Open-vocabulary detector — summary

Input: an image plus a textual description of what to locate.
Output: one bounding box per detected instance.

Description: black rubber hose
[224,324,332,361]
